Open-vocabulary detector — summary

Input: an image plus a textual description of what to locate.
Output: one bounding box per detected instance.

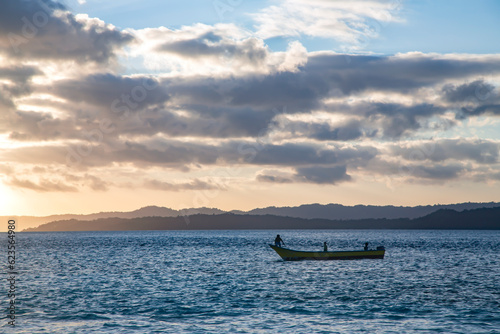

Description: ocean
[2,230,499,333]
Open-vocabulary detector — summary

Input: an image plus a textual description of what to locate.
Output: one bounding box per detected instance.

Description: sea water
[1,230,499,333]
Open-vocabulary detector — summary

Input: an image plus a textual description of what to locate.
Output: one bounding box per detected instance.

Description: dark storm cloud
[367,158,471,182]
[257,165,351,184]
[366,103,440,118]
[137,106,275,139]
[0,138,378,172]
[442,80,496,103]
[392,139,500,164]
[108,141,220,167]
[306,54,500,95]
[16,52,498,144]
[106,140,377,168]
[409,164,466,180]
[308,101,448,139]
[283,119,370,141]
[0,0,133,63]
[5,73,169,141]
[154,53,500,137]
[226,71,327,111]
[52,74,168,109]
[165,54,500,112]
[0,65,41,84]
[295,165,351,184]
[0,64,41,115]
[370,103,443,138]
[163,72,323,112]
[3,37,500,189]
[247,143,377,166]
[463,104,500,117]
[442,80,500,118]
[157,31,268,66]
[307,121,365,141]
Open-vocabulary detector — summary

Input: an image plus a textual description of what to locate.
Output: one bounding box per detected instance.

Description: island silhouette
[24,206,500,232]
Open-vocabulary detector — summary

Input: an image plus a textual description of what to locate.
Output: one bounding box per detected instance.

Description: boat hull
[269,244,385,261]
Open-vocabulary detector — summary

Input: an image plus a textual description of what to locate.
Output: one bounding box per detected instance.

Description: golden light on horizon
[0,182,17,216]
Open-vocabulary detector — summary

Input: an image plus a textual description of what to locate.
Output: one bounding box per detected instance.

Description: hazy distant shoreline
[23,206,500,232]
[4,201,500,232]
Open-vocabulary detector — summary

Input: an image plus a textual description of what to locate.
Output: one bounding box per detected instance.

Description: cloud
[7,51,498,144]
[443,80,496,103]
[0,65,41,85]
[463,104,500,118]
[156,30,268,67]
[280,119,370,141]
[52,73,167,109]
[0,64,41,115]
[144,179,222,192]
[441,80,500,119]
[295,165,351,184]
[132,24,308,75]
[253,0,402,48]
[163,52,500,130]
[369,103,442,138]
[1,2,500,195]
[0,0,133,63]
[85,174,109,191]
[305,53,500,96]
[257,165,351,184]
[0,164,14,175]
[0,138,378,173]
[245,142,377,167]
[7,176,78,192]
[256,174,293,184]
[3,47,499,191]
[407,164,466,181]
[392,139,500,164]
[138,106,276,139]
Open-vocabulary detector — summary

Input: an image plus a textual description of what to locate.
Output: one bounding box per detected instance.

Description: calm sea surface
[2,230,499,333]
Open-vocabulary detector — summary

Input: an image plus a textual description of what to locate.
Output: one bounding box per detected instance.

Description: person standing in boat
[323,242,328,252]
[364,242,369,251]
[275,234,285,247]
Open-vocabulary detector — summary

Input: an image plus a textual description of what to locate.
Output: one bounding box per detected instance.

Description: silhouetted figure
[323,242,328,252]
[275,234,284,247]
[364,242,369,251]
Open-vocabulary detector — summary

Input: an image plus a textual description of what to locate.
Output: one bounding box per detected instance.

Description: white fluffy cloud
[253,0,402,49]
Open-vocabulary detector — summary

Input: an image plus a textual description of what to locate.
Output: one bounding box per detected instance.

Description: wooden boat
[269,244,385,261]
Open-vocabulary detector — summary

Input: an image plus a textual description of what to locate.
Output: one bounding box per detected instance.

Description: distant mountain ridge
[24,206,500,232]
[3,206,224,232]
[231,202,500,220]
[5,202,499,232]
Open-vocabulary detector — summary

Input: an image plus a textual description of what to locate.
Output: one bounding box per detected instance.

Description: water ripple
[1,230,498,333]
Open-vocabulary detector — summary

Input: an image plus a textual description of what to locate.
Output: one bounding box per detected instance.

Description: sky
[0,0,499,216]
